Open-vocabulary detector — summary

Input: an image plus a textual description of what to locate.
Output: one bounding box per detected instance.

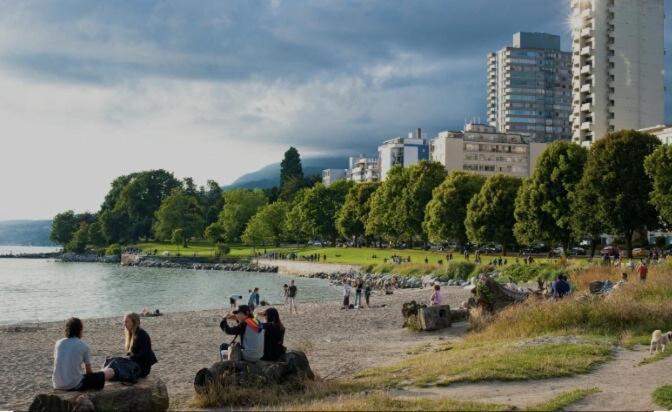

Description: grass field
[653,385,672,409]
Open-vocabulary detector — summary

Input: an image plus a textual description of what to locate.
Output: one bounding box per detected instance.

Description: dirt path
[394,345,671,411]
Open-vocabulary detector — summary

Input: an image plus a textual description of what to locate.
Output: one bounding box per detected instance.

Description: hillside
[0,220,54,246]
[224,156,349,189]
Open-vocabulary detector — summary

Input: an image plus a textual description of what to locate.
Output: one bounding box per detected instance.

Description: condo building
[487,32,572,143]
[346,155,380,183]
[430,123,547,178]
[378,129,430,180]
[321,169,347,187]
[640,125,672,146]
[570,0,664,145]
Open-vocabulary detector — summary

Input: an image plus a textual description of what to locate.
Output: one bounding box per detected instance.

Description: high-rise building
[570,0,664,145]
[321,169,347,187]
[488,32,572,143]
[346,155,380,183]
[378,129,429,180]
[430,123,547,178]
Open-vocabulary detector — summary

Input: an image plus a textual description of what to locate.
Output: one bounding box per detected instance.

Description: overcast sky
[0,0,670,220]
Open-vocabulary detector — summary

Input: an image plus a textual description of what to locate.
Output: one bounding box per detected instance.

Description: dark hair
[434,284,440,291]
[264,307,285,331]
[65,317,83,338]
[622,272,628,278]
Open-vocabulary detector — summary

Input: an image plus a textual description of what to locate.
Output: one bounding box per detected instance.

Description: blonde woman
[124,313,157,377]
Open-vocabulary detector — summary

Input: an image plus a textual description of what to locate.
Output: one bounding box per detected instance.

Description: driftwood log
[402,301,452,331]
[29,376,169,412]
[474,276,529,312]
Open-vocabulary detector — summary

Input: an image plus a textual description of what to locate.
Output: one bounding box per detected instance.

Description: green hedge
[105,243,122,256]
[498,263,567,283]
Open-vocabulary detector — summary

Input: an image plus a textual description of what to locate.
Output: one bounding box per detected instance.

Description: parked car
[601,246,620,257]
[632,248,649,258]
[570,247,586,256]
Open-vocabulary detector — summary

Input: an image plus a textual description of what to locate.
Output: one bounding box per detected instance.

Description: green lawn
[653,385,672,409]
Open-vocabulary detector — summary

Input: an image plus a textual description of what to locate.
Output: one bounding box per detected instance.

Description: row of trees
[52,131,672,258]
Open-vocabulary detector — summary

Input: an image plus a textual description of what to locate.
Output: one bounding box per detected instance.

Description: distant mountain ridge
[0,220,54,246]
[224,156,349,189]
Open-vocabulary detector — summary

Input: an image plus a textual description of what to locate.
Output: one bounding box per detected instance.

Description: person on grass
[124,313,158,378]
[52,317,115,391]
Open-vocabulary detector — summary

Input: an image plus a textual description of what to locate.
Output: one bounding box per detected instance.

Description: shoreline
[0,286,471,411]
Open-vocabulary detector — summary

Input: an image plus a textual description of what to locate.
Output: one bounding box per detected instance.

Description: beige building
[346,155,379,183]
[640,125,672,146]
[570,0,665,145]
[430,123,547,178]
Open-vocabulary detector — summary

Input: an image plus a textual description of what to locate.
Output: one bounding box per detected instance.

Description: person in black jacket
[124,313,158,377]
[258,307,286,361]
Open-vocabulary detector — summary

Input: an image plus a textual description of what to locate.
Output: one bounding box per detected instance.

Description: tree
[365,167,408,242]
[204,223,225,243]
[401,161,447,243]
[336,182,380,245]
[198,180,224,227]
[280,147,304,191]
[87,221,107,248]
[513,141,588,253]
[171,228,185,254]
[242,202,289,246]
[645,145,672,225]
[424,172,486,247]
[465,174,522,255]
[287,181,352,243]
[570,178,605,258]
[153,189,205,245]
[50,210,79,246]
[66,222,90,253]
[215,189,268,242]
[579,130,661,257]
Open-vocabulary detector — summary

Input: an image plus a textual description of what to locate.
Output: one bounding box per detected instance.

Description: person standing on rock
[288,280,298,314]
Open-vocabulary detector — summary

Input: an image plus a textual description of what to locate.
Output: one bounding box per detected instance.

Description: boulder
[417,305,451,331]
[29,376,169,412]
[194,351,314,394]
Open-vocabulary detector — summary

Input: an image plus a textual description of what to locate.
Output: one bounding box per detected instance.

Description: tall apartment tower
[487,32,572,143]
[570,0,664,145]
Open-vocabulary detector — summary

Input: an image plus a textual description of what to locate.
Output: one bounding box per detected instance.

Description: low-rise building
[639,125,672,145]
[321,168,347,187]
[347,155,380,183]
[378,129,430,180]
[430,123,547,178]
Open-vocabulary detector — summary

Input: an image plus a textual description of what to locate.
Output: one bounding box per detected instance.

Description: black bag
[104,357,141,384]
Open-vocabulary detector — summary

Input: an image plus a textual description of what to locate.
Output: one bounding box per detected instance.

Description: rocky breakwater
[58,252,121,264]
[304,271,424,289]
[121,253,278,272]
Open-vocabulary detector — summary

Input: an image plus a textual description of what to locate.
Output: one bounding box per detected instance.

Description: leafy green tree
[366,167,409,242]
[280,147,304,199]
[200,180,225,226]
[645,144,672,225]
[171,228,185,253]
[465,174,522,255]
[99,208,131,244]
[87,221,107,248]
[336,182,380,245]
[513,141,588,253]
[215,189,268,242]
[283,188,310,243]
[570,179,604,258]
[153,188,205,245]
[242,202,289,246]
[66,222,90,253]
[400,161,447,243]
[204,223,225,243]
[424,172,486,247]
[50,210,79,246]
[287,182,351,243]
[99,174,135,213]
[579,130,660,257]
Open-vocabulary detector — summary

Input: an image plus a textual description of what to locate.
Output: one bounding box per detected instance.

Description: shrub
[215,243,231,258]
[439,261,476,281]
[498,263,567,283]
[105,244,122,256]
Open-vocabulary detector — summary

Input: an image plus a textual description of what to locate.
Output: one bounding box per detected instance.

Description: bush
[438,261,476,281]
[105,244,122,256]
[215,243,231,257]
[498,263,567,283]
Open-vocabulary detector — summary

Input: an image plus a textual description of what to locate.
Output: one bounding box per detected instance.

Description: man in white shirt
[52,317,115,391]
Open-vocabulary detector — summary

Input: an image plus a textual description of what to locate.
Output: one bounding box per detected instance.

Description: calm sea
[0,246,339,325]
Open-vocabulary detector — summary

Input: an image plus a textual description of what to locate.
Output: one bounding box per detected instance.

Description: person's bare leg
[103,367,115,381]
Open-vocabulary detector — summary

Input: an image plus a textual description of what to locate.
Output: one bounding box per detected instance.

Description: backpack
[104,357,141,384]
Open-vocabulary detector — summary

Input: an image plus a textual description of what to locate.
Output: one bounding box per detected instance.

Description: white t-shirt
[343,284,351,297]
[52,337,91,390]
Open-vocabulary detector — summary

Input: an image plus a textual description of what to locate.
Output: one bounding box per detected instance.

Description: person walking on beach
[52,318,115,391]
[430,284,442,306]
[364,283,372,308]
[354,280,364,308]
[288,280,298,314]
[248,287,260,311]
[342,280,352,309]
[282,284,289,305]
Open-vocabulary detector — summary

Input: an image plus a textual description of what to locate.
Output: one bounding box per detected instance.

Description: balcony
[581,83,592,93]
[580,46,592,56]
[581,28,593,38]
[581,103,593,112]
[581,8,592,19]
[581,65,592,75]
[581,122,593,131]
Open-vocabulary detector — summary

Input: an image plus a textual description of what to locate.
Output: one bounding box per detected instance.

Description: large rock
[194,351,314,394]
[29,376,168,412]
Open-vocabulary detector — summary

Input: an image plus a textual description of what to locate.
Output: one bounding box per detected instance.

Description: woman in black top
[124,313,158,377]
[259,307,286,361]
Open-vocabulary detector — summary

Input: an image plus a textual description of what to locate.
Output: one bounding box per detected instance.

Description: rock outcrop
[29,376,169,412]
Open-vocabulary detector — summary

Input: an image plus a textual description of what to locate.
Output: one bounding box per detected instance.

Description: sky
[0,0,670,220]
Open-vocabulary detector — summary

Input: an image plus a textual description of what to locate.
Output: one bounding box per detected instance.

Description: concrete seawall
[254,259,360,276]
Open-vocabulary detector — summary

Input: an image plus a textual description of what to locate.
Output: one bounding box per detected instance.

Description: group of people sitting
[220,305,286,362]
[52,313,157,391]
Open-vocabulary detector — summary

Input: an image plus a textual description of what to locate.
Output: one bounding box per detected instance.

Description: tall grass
[473,265,672,341]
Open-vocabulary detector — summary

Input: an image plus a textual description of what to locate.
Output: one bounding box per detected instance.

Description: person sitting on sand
[124,313,158,378]
[430,284,442,306]
[52,317,115,391]
[258,307,286,361]
[220,305,264,362]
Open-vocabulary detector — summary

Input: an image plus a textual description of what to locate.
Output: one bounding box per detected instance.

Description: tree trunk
[502,243,507,257]
[625,231,633,259]
[590,238,598,258]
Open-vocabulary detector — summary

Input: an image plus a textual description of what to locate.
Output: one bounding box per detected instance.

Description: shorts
[76,372,105,391]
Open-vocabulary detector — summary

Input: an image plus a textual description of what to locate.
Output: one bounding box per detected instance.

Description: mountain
[224,156,350,189]
[0,220,55,246]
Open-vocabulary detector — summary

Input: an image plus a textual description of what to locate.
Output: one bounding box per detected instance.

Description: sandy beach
[0,286,471,410]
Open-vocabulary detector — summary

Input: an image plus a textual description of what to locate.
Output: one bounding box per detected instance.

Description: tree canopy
[365,166,409,242]
[242,201,289,246]
[400,161,447,241]
[645,144,672,226]
[336,182,380,244]
[211,188,268,242]
[153,188,205,243]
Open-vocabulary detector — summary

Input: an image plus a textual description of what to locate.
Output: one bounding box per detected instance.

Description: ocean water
[0,249,339,325]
